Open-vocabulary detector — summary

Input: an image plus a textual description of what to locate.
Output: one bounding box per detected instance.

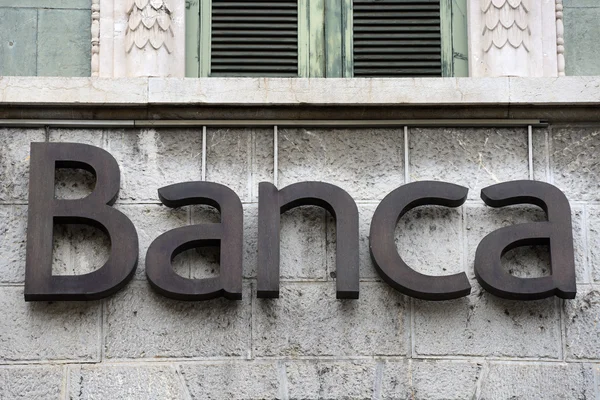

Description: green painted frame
[185,0,467,78]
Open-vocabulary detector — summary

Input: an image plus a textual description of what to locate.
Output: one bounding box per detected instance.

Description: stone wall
[0,125,599,399]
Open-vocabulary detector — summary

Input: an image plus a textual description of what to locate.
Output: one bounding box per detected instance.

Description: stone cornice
[1,77,600,107]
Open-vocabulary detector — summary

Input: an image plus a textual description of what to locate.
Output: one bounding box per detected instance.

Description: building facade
[0,1,600,399]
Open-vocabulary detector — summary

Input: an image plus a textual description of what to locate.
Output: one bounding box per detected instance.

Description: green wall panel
[0,0,90,9]
[37,9,91,76]
[564,5,600,76]
[0,8,38,76]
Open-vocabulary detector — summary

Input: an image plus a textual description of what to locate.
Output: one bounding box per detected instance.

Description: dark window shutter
[353,0,442,77]
[210,0,299,77]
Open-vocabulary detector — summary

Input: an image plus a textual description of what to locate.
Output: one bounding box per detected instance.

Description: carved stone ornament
[482,0,531,52]
[91,0,100,76]
[125,0,174,53]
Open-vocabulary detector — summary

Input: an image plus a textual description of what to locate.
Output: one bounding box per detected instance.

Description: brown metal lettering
[474,180,576,300]
[258,181,359,299]
[369,181,471,300]
[25,143,138,301]
[145,182,243,301]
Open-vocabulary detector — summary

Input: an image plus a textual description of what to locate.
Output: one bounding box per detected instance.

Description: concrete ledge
[1,76,600,106]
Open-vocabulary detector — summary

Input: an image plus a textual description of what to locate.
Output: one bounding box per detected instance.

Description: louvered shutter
[353,0,442,77]
[210,0,299,77]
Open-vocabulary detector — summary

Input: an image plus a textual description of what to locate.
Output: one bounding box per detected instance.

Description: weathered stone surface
[181,362,281,400]
[410,128,529,200]
[550,126,600,202]
[327,204,463,282]
[0,77,149,105]
[206,128,250,202]
[281,206,327,280]
[411,361,481,400]
[413,285,561,358]
[117,204,189,280]
[69,365,185,400]
[286,361,376,400]
[586,207,600,282]
[52,224,110,276]
[253,282,409,357]
[381,361,482,400]
[149,77,511,105]
[252,129,274,201]
[206,128,273,203]
[466,205,587,283]
[278,128,404,201]
[532,128,549,182]
[480,362,596,399]
[0,366,63,400]
[563,285,600,360]
[49,128,103,200]
[0,205,27,283]
[104,282,251,359]
[0,128,45,202]
[37,9,91,77]
[106,129,202,202]
[0,287,99,362]
[0,8,37,76]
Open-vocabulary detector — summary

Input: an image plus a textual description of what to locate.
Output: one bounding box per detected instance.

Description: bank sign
[24,143,576,303]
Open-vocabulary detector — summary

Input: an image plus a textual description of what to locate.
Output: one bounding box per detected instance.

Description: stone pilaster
[96,0,185,77]
[468,0,558,77]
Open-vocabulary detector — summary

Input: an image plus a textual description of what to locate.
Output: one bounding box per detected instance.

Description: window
[185,0,467,77]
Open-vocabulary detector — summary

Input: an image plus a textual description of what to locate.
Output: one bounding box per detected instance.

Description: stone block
[103,282,251,359]
[413,286,561,358]
[278,128,404,201]
[0,8,37,76]
[253,282,409,357]
[409,128,529,200]
[0,287,100,362]
[206,128,273,203]
[586,207,600,282]
[117,204,189,280]
[49,129,102,200]
[0,128,45,202]
[52,224,110,276]
[550,126,600,202]
[37,9,91,77]
[69,364,185,400]
[280,206,327,281]
[0,366,63,400]
[563,285,600,360]
[466,205,587,284]
[532,127,549,182]
[0,205,28,283]
[106,128,202,203]
[381,360,482,400]
[564,7,600,76]
[286,361,376,400]
[480,362,596,399]
[181,362,281,400]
